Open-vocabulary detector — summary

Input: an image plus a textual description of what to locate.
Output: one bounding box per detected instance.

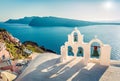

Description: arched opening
[91,42,100,58]
[68,46,74,56]
[74,32,78,42]
[77,47,84,57]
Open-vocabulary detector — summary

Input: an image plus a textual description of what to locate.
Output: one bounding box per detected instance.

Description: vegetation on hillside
[0,28,46,59]
[23,41,44,53]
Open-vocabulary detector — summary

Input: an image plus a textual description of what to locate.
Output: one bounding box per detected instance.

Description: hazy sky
[0,0,120,21]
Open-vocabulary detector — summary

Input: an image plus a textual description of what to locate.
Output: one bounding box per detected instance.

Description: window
[77,47,83,57]
[91,42,100,58]
[68,46,74,56]
[74,32,78,42]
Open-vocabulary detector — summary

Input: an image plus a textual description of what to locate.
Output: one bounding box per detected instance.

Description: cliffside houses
[0,42,12,69]
[0,42,18,81]
[0,42,10,60]
[9,34,20,44]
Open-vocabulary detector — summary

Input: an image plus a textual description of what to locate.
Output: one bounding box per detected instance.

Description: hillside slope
[0,28,54,59]
[29,16,95,27]
[5,17,35,24]
[5,16,95,27]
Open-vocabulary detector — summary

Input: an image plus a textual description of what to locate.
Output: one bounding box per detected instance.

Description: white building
[0,42,10,60]
[61,28,111,66]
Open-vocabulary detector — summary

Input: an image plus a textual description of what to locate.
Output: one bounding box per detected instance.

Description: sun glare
[105,2,112,8]
[103,1,114,10]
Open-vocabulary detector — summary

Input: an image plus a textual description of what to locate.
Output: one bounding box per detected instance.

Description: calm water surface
[0,23,120,60]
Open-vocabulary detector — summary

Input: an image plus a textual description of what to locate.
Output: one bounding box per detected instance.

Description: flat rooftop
[16,53,120,81]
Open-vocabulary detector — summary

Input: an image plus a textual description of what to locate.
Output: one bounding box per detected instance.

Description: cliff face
[29,16,94,27]
[5,17,34,24]
[5,16,95,27]
[0,28,46,59]
[5,16,120,27]
[0,28,22,59]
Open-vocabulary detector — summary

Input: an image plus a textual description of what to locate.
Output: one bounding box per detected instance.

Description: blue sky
[0,0,120,21]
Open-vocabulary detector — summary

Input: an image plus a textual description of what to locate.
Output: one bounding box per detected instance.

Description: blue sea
[0,22,120,60]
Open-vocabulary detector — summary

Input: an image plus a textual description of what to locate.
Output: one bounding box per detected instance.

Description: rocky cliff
[0,28,55,59]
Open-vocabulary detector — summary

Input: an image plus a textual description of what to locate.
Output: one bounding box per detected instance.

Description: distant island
[5,16,120,27]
